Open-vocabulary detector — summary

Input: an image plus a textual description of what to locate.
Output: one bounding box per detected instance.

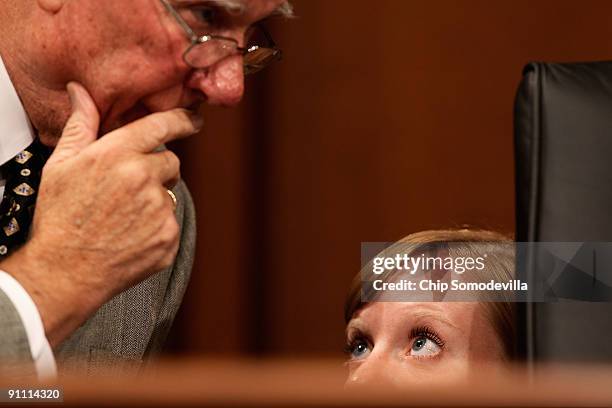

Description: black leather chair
[515,61,612,363]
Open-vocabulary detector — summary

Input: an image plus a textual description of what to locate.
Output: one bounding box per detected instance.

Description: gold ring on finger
[166,189,177,211]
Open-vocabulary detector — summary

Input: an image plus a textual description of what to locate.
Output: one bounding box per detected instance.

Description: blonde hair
[344,229,516,359]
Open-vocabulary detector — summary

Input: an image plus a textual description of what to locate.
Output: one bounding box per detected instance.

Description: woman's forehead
[348,302,478,334]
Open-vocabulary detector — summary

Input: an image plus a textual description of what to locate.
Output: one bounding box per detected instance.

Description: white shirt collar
[0,56,35,167]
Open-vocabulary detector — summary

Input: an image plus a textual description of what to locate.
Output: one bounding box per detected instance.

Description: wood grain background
[168,0,612,356]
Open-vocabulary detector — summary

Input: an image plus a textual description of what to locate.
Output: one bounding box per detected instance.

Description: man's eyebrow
[173,1,294,18]
[174,0,246,14]
[211,0,246,14]
[274,2,295,18]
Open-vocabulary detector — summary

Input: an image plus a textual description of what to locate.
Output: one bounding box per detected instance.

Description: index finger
[100,109,203,152]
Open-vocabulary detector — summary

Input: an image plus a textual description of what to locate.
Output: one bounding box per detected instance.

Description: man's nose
[187,55,245,107]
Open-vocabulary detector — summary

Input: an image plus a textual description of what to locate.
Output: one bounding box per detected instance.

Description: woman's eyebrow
[397,302,464,332]
[345,319,367,336]
[411,310,463,333]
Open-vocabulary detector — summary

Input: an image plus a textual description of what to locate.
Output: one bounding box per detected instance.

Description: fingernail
[190,112,204,131]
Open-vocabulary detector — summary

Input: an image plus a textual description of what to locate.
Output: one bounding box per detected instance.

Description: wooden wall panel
[169,0,612,356]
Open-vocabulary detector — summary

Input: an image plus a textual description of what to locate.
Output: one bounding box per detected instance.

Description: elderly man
[0,0,291,378]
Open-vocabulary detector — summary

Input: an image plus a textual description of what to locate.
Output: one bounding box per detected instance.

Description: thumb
[48,82,100,165]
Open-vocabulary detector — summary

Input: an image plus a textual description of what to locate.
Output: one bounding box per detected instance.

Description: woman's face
[345,302,506,387]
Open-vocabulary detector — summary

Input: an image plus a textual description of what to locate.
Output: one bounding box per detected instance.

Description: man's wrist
[0,240,92,347]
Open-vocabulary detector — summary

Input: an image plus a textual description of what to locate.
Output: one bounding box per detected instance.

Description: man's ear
[37,0,65,14]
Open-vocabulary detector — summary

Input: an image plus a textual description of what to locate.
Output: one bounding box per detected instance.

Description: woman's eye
[348,340,370,359]
[410,336,442,357]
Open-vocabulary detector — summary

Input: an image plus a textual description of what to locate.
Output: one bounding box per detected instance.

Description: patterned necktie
[0,138,50,259]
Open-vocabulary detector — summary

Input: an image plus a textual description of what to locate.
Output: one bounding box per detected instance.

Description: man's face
[55,0,286,134]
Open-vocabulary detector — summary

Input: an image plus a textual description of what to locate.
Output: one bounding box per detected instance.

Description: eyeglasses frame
[159,0,281,72]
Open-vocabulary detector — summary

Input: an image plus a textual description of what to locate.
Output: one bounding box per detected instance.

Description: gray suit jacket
[0,180,195,377]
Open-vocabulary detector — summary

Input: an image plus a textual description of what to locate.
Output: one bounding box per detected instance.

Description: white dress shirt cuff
[0,271,57,379]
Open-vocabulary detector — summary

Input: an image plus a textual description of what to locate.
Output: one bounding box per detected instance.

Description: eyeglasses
[160,0,282,75]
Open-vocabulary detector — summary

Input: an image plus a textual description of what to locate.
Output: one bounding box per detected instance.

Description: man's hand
[0,82,202,347]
